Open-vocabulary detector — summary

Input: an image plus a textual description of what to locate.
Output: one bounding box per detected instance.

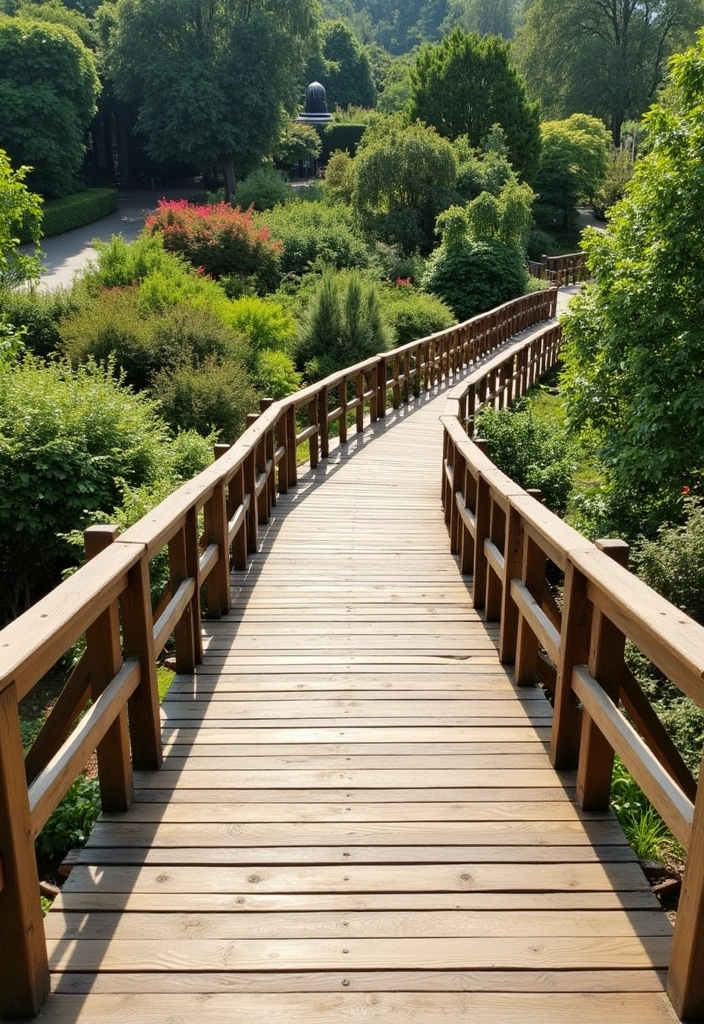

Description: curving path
[36,334,676,1023]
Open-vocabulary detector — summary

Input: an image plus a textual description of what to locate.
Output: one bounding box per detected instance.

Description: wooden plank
[30,991,680,1023]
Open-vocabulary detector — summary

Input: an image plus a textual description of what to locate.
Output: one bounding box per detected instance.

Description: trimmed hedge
[320,124,367,162]
[21,188,119,242]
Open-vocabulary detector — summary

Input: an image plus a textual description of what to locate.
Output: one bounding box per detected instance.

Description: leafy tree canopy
[409,28,541,181]
[0,149,42,287]
[0,14,100,197]
[514,0,704,145]
[308,20,377,109]
[105,0,319,198]
[441,0,519,39]
[560,30,704,534]
[534,114,611,228]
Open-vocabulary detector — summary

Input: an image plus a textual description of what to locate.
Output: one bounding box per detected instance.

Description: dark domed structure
[297,81,333,125]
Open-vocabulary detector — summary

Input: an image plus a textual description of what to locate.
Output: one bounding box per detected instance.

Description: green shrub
[422,238,527,323]
[60,289,237,390]
[233,167,294,211]
[154,356,258,442]
[145,199,282,292]
[379,284,455,346]
[257,201,372,277]
[250,349,302,399]
[633,496,704,625]
[217,295,297,357]
[0,358,177,621]
[610,759,675,861]
[296,270,392,381]
[320,123,368,161]
[526,228,557,262]
[19,188,118,242]
[475,402,576,515]
[0,286,84,358]
[35,776,101,865]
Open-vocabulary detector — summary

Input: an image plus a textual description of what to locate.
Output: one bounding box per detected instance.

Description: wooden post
[84,525,133,811]
[168,522,198,674]
[244,413,258,555]
[551,558,591,770]
[286,405,298,487]
[499,505,523,664]
[121,552,163,770]
[276,410,289,495]
[232,465,248,571]
[484,501,504,622]
[355,371,364,433]
[449,449,466,556]
[370,366,379,423]
[203,480,230,618]
[472,470,491,613]
[669,760,704,1018]
[260,398,276,513]
[0,682,50,1017]
[318,387,329,460]
[308,398,319,469]
[576,539,629,810]
[340,378,348,444]
[377,356,387,418]
[514,533,545,686]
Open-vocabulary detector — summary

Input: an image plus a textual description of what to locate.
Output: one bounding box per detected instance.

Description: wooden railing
[528,251,589,286]
[441,328,704,1021]
[0,288,556,1018]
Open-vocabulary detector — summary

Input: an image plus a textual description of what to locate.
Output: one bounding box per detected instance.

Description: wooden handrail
[0,287,557,1018]
[440,324,704,1020]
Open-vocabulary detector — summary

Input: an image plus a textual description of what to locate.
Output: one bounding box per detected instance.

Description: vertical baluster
[318,386,329,460]
[308,397,319,469]
[472,466,491,612]
[286,404,298,487]
[669,772,704,1018]
[576,540,629,809]
[356,371,364,433]
[514,532,546,687]
[232,464,248,570]
[0,681,50,1017]
[485,501,505,621]
[260,398,276,513]
[340,378,348,443]
[551,558,591,769]
[122,549,163,770]
[84,526,133,810]
[499,504,523,665]
[377,356,388,417]
[203,479,230,619]
[370,365,379,423]
[245,412,259,554]
[277,410,289,495]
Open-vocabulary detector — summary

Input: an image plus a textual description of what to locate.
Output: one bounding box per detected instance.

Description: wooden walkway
[38,377,677,1023]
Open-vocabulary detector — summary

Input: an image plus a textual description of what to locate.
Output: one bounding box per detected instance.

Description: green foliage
[593,149,635,218]
[59,289,237,390]
[233,168,294,212]
[154,356,257,442]
[218,295,297,356]
[441,0,518,38]
[559,33,704,534]
[610,759,675,861]
[35,776,101,864]
[0,15,100,197]
[514,0,703,146]
[352,118,457,253]
[409,29,541,182]
[421,236,527,323]
[379,283,455,345]
[635,496,704,628]
[320,122,369,162]
[19,188,118,242]
[0,148,42,286]
[534,115,611,229]
[257,200,372,277]
[0,358,178,620]
[465,180,534,245]
[274,122,322,167]
[106,0,319,197]
[297,270,392,379]
[475,402,576,514]
[323,150,356,204]
[250,348,303,399]
[145,200,282,292]
[0,286,83,358]
[316,19,376,109]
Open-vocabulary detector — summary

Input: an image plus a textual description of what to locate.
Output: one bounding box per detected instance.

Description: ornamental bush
[257,201,372,277]
[0,358,208,621]
[154,356,258,442]
[422,237,526,322]
[233,168,294,212]
[145,199,282,292]
[379,285,455,346]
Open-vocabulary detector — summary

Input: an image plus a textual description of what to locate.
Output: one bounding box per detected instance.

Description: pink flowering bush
[145,200,282,293]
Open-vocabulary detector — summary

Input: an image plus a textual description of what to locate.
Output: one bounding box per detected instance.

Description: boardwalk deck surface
[38,357,677,1023]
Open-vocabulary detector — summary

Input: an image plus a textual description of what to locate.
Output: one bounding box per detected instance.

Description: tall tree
[0,14,100,196]
[441,0,519,38]
[560,30,704,535]
[105,0,319,198]
[309,20,377,109]
[514,0,704,145]
[534,114,611,228]
[409,28,541,181]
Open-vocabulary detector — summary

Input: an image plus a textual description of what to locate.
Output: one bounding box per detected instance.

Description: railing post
[276,411,289,494]
[84,525,133,811]
[203,479,230,619]
[0,681,50,1017]
[286,404,298,488]
[318,387,330,460]
[551,558,591,770]
[669,774,704,1018]
[121,549,163,770]
[370,365,379,423]
[472,458,490,613]
[168,513,201,674]
[308,397,319,469]
[232,464,248,570]
[576,539,629,810]
[499,504,522,665]
[260,398,276,513]
[356,371,364,432]
[244,413,259,554]
[377,356,387,418]
[340,378,348,443]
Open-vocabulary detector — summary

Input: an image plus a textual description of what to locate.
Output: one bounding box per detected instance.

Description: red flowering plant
[145,200,282,293]
[395,277,412,287]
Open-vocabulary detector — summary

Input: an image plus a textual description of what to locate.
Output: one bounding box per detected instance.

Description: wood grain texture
[39,322,673,1024]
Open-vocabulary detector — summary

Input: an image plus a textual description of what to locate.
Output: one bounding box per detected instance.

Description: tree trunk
[221,156,236,202]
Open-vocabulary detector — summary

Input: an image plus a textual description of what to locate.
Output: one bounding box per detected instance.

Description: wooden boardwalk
[38,378,677,1023]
